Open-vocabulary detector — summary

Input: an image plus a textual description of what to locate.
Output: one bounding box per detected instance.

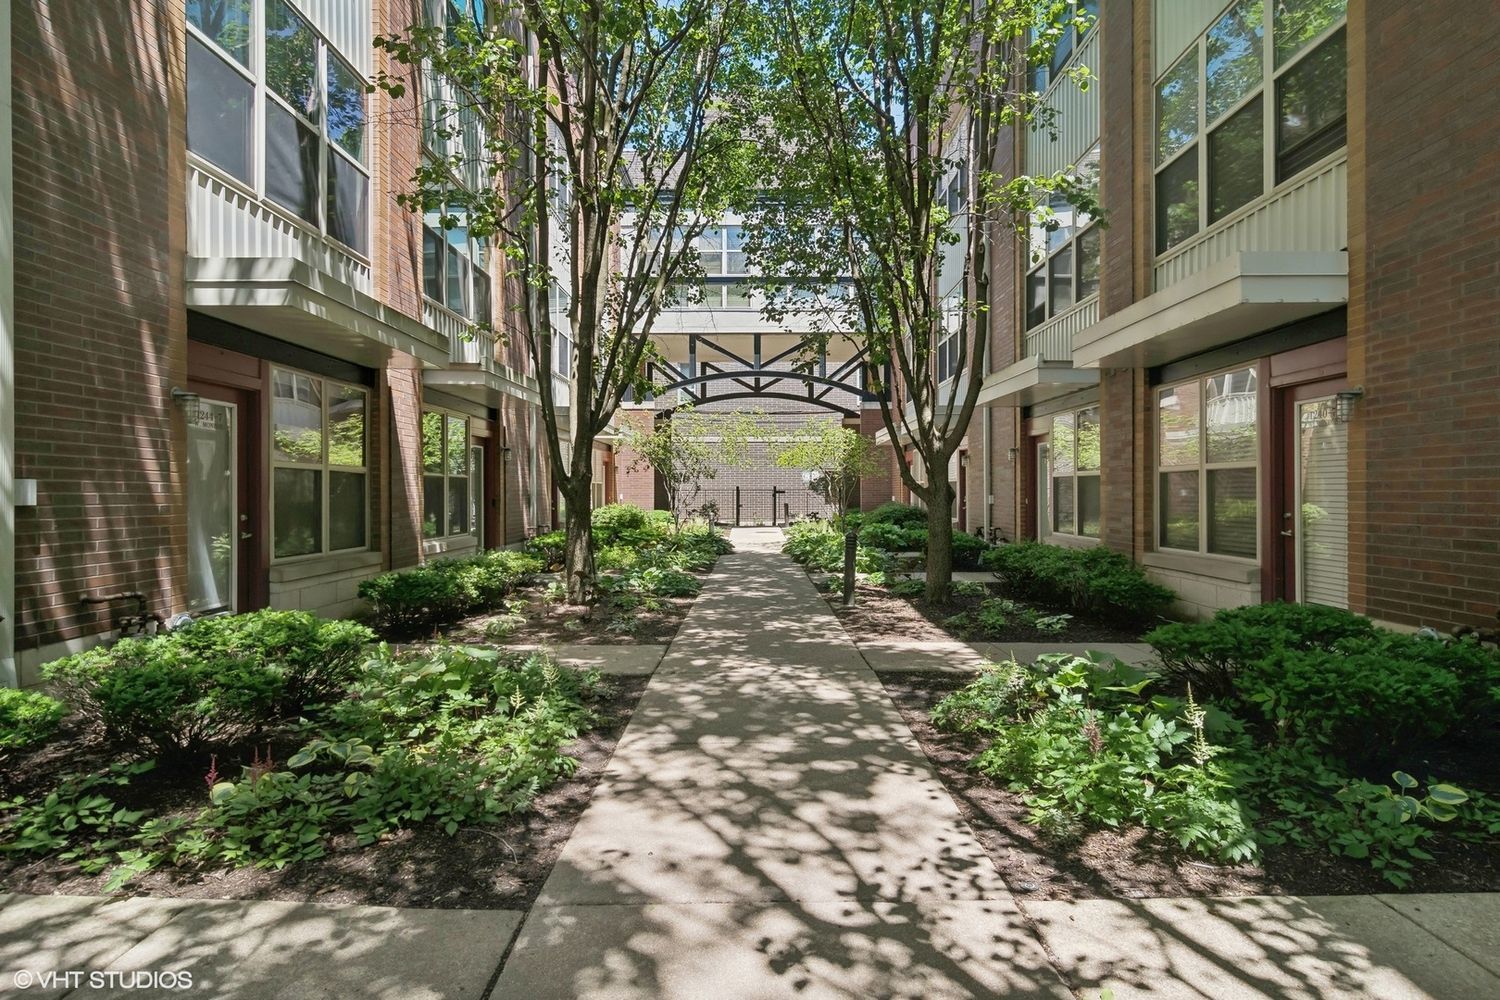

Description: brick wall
[1347,1,1500,629]
[10,0,187,658]
[374,0,426,324]
[386,367,425,566]
[613,408,659,510]
[858,407,897,511]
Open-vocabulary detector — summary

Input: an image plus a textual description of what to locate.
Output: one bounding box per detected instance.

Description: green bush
[523,530,568,568]
[859,521,923,551]
[590,503,649,546]
[1146,602,1378,698]
[865,501,927,530]
[951,530,989,570]
[43,611,375,755]
[0,689,66,751]
[596,545,639,571]
[358,550,542,633]
[982,541,1174,623]
[609,565,702,598]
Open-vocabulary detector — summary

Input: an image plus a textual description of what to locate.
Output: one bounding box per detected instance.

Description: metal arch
[658,391,859,419]
[654,369,866,397]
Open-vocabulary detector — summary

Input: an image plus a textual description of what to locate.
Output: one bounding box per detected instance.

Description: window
[1154,0,1346,254]
[424,201,492,323]
[1049,407,1100,538]
[1025,147,1100,333]
[936,301,962,385]
[271,368,368,558]
[1156,366,1258,558]
[697,225,750,277]
[1028,0,1099,93]
[422,411,474,539]
[186,1,370,254]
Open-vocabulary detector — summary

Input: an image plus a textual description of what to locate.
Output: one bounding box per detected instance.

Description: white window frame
[269,366,370,561]
[1026,144,1101,332]
[1154,365,1261,561]
[1153,0,1348,256]
[185,0,372,258]
[422,409,477,540]
[1048,406,1101,540]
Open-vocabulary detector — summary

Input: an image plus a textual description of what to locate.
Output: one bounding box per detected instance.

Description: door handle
[1280,530,1293,537]
[241,532,254,540]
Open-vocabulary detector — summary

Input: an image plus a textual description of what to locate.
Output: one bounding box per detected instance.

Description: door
[1277,383,1350,607]
[1036,441,1051,539]
[186,384,265,613]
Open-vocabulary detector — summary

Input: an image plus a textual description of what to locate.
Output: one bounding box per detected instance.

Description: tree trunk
[924,481,955,605]
[562,481,596,604]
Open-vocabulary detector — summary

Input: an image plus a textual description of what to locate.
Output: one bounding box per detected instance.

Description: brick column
[614,407,659,509]
[857,406,896,510]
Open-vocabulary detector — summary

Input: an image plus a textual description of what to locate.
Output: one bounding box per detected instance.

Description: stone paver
[0,893,519,1000]
[494,528,1071,999]
[504,642,666,676]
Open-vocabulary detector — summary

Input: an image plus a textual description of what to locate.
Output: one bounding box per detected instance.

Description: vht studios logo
[12,969,195,990]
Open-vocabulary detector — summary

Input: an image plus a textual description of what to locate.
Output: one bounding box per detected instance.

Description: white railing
[187,164,372,295]
[1023,296,1098,362]
[424,301,496,369]
[1026,28,1101,179]
[1153,157,1348,292]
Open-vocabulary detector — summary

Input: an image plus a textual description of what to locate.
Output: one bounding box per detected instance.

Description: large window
[423,201,492,324]
[1029,0,1099,93]
[187,1,370,255]
[1154,0,1346,254]
[1156,366,1258,558]
[271,368,368,558]
[422,411,474,539]
[1026,147,1101,332]
[1049,407,1100,538]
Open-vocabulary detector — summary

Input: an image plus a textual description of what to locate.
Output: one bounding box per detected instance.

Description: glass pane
[188,0,252,65]
[327,54,366,161]
[727,251,749,274]
[423,475,445,538]
[446,247,467,313]
[1049,246,1074,315]
[447,418,469,476]
[1046,194,1076,253]
[265,99,319,225]
[1053,476,1076,536]
[265,0,319,121]
[1276,29,1347,180]
[328,385,366,467]
[1275,0,1346,66]
[1159,470,1201,550]
[1157,381,1201,467]
[271,370,323,463]
[448,476,470,535]
[701,250,723,275]
[273,467,322,558]
[1208,467,1257,558]
[327,149,369,253]
[1076,407,1100,471]
[1050,25,1075,78]
[1155,145,1199,253]
[1025,268,1047,330]
[423,227,443,300]
[472,268,492,326]
[725,283,754,308]
[1207,0,1264,122]
[186,36,252,183]
[329,471,367,551]
[1206,366,1258,462]
[1297,399,1349,608]
[422,412,445,473]
[725,225,747,251]
[1077,226,1100,300]
[186,401,235,612]
[1052,413,1076,475]
[699,227,723,251]
[1209,96,1264,222]
[1156,49,1198,165]
[1078,475,1101,538]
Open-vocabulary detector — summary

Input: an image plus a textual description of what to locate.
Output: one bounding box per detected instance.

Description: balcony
[977,298,1100,408]
[422,302,540,407]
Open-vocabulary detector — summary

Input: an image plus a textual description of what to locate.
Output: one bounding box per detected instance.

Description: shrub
[982,541,1174,623]
[595,545,639,571]
[951,530,989,570]
[42,611,375,755]
[1146,602,1378,698]
[859,521,922,551]
[0,689,66,751]
[590,503,649,546]
[614,566,702,598]
[358,550,542,633]
[865,501,927,530]
[523,530,568,568]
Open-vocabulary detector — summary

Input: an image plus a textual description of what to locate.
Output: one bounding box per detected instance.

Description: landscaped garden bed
[880,602,1500,899]
[0,611,646,908]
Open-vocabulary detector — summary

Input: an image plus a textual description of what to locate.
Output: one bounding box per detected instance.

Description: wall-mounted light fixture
[170,387,200,406]
[1334,386,1365,423]
[1007,447,1019,463]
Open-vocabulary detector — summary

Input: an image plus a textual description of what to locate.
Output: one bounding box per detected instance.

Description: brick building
[0,0,578,685]
[954,0,1499,628]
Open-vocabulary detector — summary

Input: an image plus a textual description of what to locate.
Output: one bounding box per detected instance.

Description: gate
[693,486,836,526]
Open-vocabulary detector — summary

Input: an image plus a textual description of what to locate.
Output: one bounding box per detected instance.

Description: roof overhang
[423,364,540,407]
[1072,251,1348,369]
[977,356,1100,408]
[185,257,450,369]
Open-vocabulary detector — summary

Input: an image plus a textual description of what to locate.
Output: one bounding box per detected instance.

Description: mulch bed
[826,580,1145,646]
[881,669,1500,900]
[0,676,649,910]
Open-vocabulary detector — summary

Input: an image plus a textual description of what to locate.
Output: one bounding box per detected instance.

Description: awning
[185,257,450,369]
[1072,251,1348,369]
[977,355,1099,407]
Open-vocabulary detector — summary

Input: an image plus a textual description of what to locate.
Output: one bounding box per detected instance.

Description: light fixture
[170,387,200,406]
[1007,447,1019,463]
[1334,386,1364,423]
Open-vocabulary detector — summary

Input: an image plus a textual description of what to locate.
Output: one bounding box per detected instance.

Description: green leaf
[286,751,315,769]
[1427,784,1469,806]
[210,782,238,805]
[1391,771,1418,789]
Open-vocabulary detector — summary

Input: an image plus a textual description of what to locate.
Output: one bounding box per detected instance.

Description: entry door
[186,399,238,613]
[1278,387,1350,607]
[1036,441,1051,539]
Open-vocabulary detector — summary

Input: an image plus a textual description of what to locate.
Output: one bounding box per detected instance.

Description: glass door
[1292,397,1349,608]
[186,399,237,613]
[1036,441,1051,539]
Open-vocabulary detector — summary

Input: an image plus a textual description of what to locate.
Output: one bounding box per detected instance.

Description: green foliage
[0,688,65,751]
[358,550,543,633]
[887,578,926,598]
[864,502,928,530]
[772,423,878,523]
[595,545,639,571]
[782,521,888,574]
[951,530,989,570]
[859,521,924,551]
[604,565,703,599]
[982,542,1175,623]
[945,598,1072,639]
[43,612,375,755]
[591,503,651,547]
[0,761,155,868]
[623,407,764,527]
[934,655,1257,863]
[523,531,569,569]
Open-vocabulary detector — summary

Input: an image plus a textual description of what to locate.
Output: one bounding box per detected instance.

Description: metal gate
[693,486,835,526]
